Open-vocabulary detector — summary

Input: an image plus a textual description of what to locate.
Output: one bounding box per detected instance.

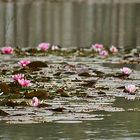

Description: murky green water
[0,97,140,140]
[0,113,140,140]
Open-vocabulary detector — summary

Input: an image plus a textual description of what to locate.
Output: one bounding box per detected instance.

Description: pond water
[0,98,140,140]
[0,48,140,139]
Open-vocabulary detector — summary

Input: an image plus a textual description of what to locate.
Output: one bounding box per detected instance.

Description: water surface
[0,97,140,140]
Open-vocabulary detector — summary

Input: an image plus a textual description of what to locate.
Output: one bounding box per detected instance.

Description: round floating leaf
[27,61,48,68]
[0,82,11,94]
[78,72,91,77]
[81,79,99,88]
[25,90,50,99]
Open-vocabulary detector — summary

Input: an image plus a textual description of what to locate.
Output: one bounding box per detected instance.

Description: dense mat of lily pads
[0,43,140,124]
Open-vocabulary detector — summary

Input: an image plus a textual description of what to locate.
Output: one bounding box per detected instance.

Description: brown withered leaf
[46,107,65,112]
[116,86,125,89]
[0,109,9,116]
[19,101,28,106]
[27,61,48,68]
[38,103,51,108]
[81,78,99,88]
[14,47,29,56]
[78,72,91,77]
[60,92,69,97]
[96,86,109,90]
[8,83,20,94]
[25,48,38,54]
[97,91,106,96]
[25,90,50,99]
[56,88,69,97]
[1,68,8,75]
[12,69,27,75]
[56,88,65,94]
[53,71,61,76]
[93,69,105,77]
[0,82,11,94]
[4,100,19,108]
[63,71,76,75]
[113,73,129,79]
[36,77,51,82]
[123,54,133,60]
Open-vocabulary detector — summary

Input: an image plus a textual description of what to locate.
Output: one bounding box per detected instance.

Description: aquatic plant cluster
[0,43,139,123]
[0,44,139,100]
[91,44,118,57]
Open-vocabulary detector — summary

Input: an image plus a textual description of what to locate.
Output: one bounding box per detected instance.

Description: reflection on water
[102,63,140,71]
[0,113,140,140]
[0,98,140,140]
[0,0,140,48]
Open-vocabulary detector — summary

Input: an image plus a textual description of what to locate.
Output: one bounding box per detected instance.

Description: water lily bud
[18,60,31,67]
[110,46,118,54]
[31,97,39,107]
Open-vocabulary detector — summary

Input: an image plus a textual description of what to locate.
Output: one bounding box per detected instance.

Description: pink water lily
[91,43,104,52]
[12,74,25,82]
[99,50,108,57]
[17,78,31,87]
[1,46,14,54]
[18,60,30,67]
[120,67,132,76]
[31,97,39,107]
[125,84,138,94]
[109,46,118,53]
[37,43,50,51]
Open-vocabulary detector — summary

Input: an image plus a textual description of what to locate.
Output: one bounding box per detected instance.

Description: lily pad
[27,61,48,68]
[25,90,50,99]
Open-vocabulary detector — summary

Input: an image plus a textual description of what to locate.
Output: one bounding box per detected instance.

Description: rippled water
[0,113,140,140]
[0,97,140,140]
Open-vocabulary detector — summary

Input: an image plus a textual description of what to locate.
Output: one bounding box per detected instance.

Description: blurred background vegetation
[0,0,140,50]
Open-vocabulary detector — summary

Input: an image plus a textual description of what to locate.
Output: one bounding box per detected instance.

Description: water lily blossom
[99,50,108,57]
[110,46,118,54]
[91,43,104,52]
[17,78,31,87]
[12,74,31,87]
[125,84,138,94]
[37,43,50,51]
[120,67,132,76]
[18,60,30,67]
[1,46,14,54]
[31,97,39,107]
[12,74,25,82]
